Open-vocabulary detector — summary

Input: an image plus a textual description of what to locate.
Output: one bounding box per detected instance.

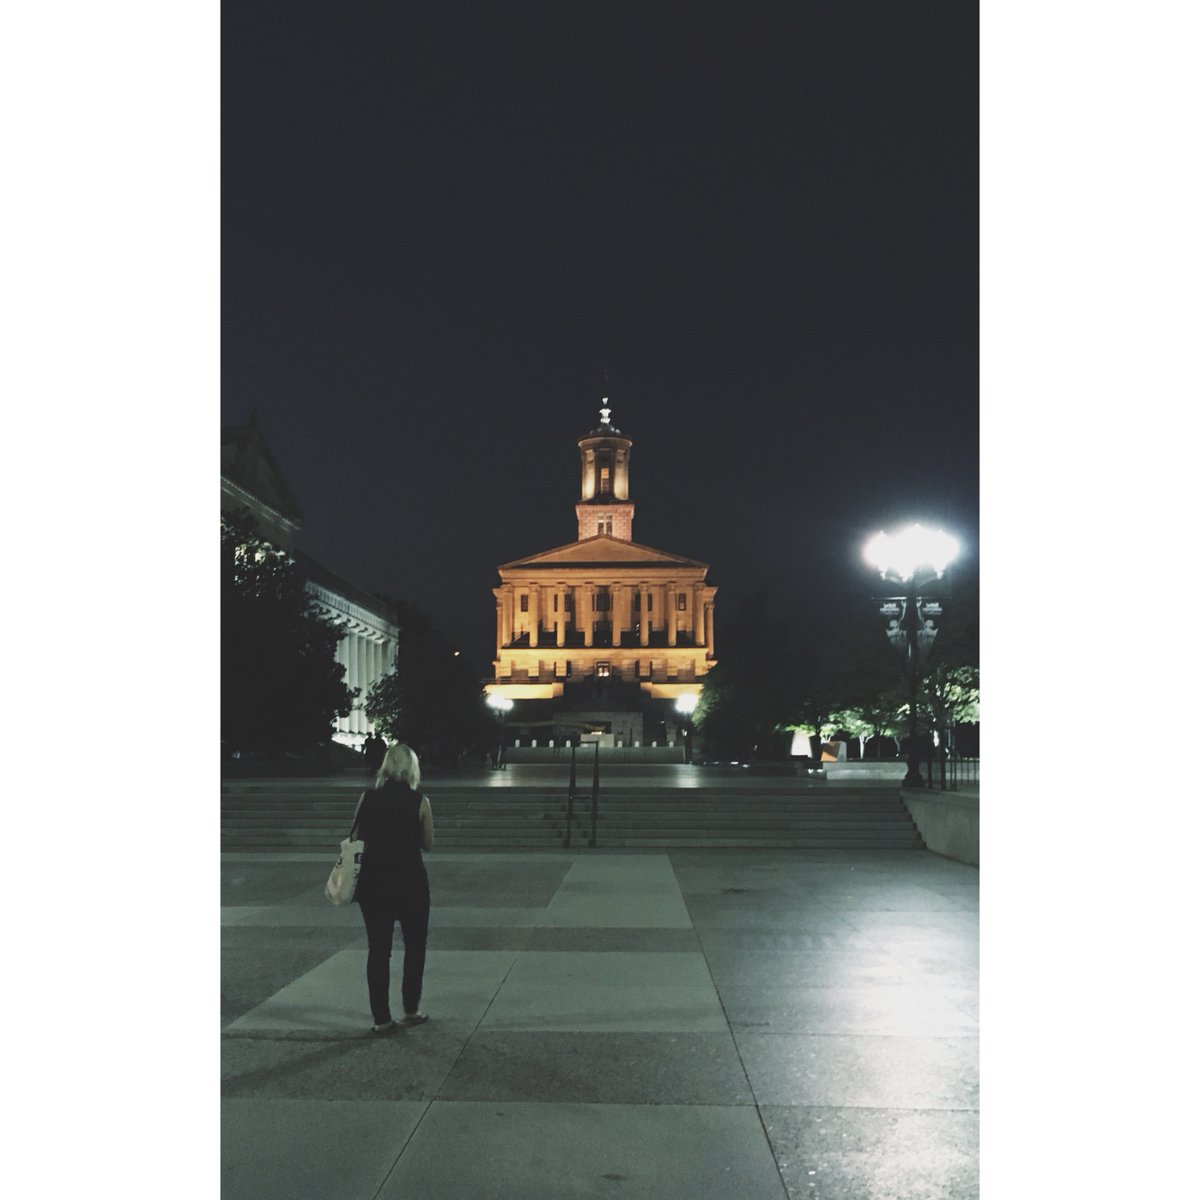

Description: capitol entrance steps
[221,778,925,851]
[555,788,924,850]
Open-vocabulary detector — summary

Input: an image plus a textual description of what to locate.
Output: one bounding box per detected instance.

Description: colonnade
[305,581,399,745]
[495,579,714,651]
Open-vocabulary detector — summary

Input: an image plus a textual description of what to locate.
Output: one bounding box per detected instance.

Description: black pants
[359,885,430,1023]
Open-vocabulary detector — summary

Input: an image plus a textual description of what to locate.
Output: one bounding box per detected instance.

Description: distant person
[363,731,387,773]
[352,742,435,1034]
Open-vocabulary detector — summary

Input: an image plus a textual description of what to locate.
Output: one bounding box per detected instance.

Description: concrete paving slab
[423,927,534,951]
[438,1031,755,1105]
[428,905,545,927]
[221,1099,426,1200]
[736,1033,979,1109]
[700,948,923,989]
[841,908,979,929]
[503,950,713,988]
[696,929,885,954]
[540,854,693,927]
[222,906,271,925]
[378,1100,789,1199]
[716,985,981,1035]
[806,885,971,912]
[222,862,329,904]
[224,949,518,1035]
[522,926,700,952]
[759,1105,978,1200]
[222,1031,467,1100]
[480,981,728,1032]
[222,903,367,927]
[223,926,363,1026]
[687,906,880,940]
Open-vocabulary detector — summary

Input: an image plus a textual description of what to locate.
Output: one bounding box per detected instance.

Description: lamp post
[486,693,514,769]
[675,692,698,763]
[863,524,959,789]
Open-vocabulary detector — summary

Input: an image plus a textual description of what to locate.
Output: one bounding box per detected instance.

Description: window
[593,587,611,612]
[599,466,611,493]
[677,592,687,611]
[596,662,611,678]
[519,594,529,612]
[647,594,654,612]
[598,515,613,535]
[564,592,574,612]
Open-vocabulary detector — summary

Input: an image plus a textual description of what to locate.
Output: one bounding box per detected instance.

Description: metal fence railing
[943,756,979,791]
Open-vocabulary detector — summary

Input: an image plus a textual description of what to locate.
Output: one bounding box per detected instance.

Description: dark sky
[222,1,978,671]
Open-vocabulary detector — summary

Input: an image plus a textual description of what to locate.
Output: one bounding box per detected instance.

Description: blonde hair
[377,742,421,790]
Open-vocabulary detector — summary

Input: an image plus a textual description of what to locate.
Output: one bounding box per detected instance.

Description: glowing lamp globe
[863,523,960,582]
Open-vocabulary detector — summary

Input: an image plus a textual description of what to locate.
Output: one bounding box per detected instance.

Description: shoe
[370,1019,398,1034]
[402,1011,428,1026]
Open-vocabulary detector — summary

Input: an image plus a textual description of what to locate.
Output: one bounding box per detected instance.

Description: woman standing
[353,742,434,1033]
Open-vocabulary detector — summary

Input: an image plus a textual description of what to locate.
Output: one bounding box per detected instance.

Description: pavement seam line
[669,852,793,1200]
[425,849,582,1106]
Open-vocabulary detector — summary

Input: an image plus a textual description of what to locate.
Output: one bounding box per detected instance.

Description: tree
[694,593,800,759]
[916,570,980,754]
[364,598,494,765]
[221,514,356,754]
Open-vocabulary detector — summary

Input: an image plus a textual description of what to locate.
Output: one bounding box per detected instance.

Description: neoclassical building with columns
[486,404,717,747]
[221,415,399,748]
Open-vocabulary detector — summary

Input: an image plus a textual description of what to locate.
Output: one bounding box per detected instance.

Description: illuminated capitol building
[486,404,717,749]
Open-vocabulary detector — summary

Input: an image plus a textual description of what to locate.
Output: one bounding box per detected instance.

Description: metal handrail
[563,747,577,848]
[589,743,600,848]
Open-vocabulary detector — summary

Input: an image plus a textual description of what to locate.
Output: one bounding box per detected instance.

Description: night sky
[222,2,978,670]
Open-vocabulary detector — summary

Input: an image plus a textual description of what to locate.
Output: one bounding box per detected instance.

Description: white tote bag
[324,796,365,906]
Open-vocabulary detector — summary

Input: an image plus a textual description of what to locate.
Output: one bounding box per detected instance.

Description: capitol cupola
[576,401,635,542]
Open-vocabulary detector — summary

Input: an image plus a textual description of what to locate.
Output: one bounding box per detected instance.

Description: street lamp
[675,692,698,763]
[863,523,960,788]
[486,693,514,769]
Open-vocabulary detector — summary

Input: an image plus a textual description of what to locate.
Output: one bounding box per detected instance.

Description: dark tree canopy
[221,514,356,754]
[364,598,495,766]
[694,593,802,759]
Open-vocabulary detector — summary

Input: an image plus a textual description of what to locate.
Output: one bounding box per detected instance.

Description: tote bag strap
[350,791,368,840]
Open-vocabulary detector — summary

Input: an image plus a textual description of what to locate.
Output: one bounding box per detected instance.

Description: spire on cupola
[576,398,635,541]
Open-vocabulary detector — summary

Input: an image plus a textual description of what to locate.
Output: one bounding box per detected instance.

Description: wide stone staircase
[221,777,925,851]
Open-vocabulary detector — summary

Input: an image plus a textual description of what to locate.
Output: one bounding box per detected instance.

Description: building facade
[486,404,717,747]
[221,416,399,748]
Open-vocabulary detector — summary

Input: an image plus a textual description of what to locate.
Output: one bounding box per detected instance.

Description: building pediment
[500,535,708,572]
[221,417,304,524]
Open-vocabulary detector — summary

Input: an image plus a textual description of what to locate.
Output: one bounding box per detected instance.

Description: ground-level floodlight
[486,693,514,714]
[863,523,960,789]
[674,693,698,716]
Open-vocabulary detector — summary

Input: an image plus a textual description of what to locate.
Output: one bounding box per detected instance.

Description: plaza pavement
[222,844,978,1199]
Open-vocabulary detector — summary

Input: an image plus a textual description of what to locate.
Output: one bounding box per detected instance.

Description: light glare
[863,523,960,581]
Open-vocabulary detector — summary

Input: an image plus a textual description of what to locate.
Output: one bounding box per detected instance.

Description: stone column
[501,588,513,647]
[496,600,505,654]
[556,586,566,647]
[530,586,541,647]
[335,633,350,736]
[612,583,625,646]
[667,579,678,646]
[583,584,594,647]
[693,584,705,645]
[704,604,713,654]
[639,586,650,647]
[357,634,368,732]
